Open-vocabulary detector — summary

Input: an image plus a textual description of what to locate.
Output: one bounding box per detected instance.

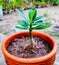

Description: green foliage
[35,1,41,6]
[16,20,29,30]
[0,0,4,6]
[16,7,51,35]
[29,7,37,22]
[8,0,16,9]
[18,20,29,27]
[2,32,8,34]
[33,20,44,25]
[16,9,28,20]
[32,22,51,30]
[6,0,24,11]
[34,16,43,21]
[15,7,51,49]
[15,0,24,7]
[35,0,41,2]
[0,0,24,12]
[0,0,5,10]
[1,0,59,12]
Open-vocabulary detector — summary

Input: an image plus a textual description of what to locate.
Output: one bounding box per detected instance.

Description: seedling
[15,7,51,49]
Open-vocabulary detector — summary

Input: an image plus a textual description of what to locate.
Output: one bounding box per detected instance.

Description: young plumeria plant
[15,7,51,49]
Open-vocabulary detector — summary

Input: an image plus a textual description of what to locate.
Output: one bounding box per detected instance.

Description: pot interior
[5,32,54,50]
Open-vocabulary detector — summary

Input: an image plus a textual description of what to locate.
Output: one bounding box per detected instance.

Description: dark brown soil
[7,36,51,58]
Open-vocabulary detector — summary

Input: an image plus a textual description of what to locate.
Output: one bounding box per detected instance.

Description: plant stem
[29,23,33,48]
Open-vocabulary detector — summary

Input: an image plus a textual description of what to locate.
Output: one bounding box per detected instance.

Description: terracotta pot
[2,31,57,65]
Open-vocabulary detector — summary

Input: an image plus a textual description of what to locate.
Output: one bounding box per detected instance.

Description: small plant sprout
[15,7,51,49]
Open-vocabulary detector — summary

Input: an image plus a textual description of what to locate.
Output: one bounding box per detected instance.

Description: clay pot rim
[2,31,57,63]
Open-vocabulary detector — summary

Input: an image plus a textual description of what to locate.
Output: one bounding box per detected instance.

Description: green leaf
[18,20,29,28]
[32,22,51,30]
[43,22,51,28]
[33,20,45,26]
[29,7,37,22]
[16,9,27,20]
[15,26,28,30]
[2,32,8,34]
[34,16,44,21]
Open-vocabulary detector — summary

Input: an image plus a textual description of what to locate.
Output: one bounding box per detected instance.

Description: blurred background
[0,0,59,14]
